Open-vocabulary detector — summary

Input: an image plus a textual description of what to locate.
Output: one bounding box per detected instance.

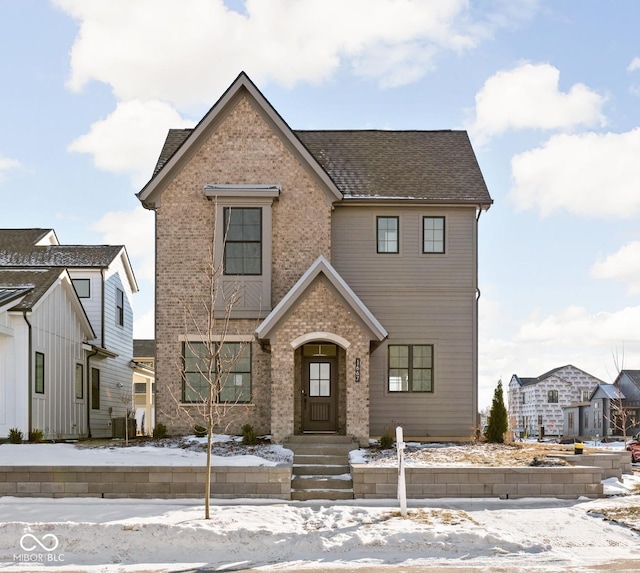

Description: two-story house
[137,72,492,445]
[0,228,138,439]
[508,365,604,438]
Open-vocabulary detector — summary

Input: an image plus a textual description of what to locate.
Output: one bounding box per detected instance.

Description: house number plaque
[355,358,361,382]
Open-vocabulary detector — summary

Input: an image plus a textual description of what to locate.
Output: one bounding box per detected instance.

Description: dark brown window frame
[35,352,45,394]
[422,216,445,254]
[376,216,399,254]
[223,207,263,276]
[387,344,434,393]
[116,288,124,327]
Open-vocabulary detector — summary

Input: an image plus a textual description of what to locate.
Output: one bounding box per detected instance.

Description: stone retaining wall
[0,465,291,499]
[351,465,605,499]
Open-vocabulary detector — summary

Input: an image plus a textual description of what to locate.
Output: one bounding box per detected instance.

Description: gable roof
[0,268,62,311]
[0,245,125,268]
[591,383,624,401]
[511,365,605,388]
[256,255,387,341]
[138,72,342,208]
[134,339,156,358]
[0,228,58,249]
[139,72,492,208]
[621,370,640,387]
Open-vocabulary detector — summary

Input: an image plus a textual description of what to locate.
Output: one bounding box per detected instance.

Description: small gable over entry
[256,256,387,445]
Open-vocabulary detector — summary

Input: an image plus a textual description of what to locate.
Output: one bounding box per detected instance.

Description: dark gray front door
[303,358,337,432]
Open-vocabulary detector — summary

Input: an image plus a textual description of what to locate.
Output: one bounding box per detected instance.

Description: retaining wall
[0,465,291,499]
[548,451,631,479]
[351,465,605,499]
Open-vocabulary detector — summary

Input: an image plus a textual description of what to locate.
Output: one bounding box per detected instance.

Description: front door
[302,357,337,432]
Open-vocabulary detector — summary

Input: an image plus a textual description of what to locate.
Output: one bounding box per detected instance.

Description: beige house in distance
[137,72,492,445]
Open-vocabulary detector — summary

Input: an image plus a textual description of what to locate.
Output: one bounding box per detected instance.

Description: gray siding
[332,205,478,437]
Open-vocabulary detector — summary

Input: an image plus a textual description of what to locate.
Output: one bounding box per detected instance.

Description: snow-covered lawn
[0,437,639,572]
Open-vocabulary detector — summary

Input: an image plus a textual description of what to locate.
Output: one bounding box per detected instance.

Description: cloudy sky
[2,0,640,409]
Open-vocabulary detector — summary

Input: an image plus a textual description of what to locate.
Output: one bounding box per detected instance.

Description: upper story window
[72,278,90,298]
[548,389,558,403]
[116,288,124,326]
[35,352,45,394]
[582,390,591,402]
[388,344,433,393]
[423,216,445,253]
[521,393,526,404]
[377,216,399,253]
[224,207,262,275]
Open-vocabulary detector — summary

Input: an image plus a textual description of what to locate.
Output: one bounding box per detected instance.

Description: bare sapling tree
[168,203,254,519]
[605,346,637,444]
[118,385,134,446]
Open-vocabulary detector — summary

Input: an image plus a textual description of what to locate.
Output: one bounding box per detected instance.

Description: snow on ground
[0,438,639,572]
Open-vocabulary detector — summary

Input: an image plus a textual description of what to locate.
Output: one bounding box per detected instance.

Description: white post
[396,426,407,517]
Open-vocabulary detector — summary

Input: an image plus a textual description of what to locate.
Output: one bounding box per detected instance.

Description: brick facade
[153,94,338,439]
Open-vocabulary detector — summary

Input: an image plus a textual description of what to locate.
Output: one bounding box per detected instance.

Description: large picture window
[183,341,251,403]
[377,216,399,253]
[224,207,262,275]
[388,344,433,393]
[423,216,445,253]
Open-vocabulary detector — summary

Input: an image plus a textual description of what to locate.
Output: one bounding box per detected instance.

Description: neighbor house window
[72,278,90,298]
[584,412,589,429]
[582,390,590,402]
[35,352,44,394]
[182,341,251,403]
[537,415,543,426]
[423,216,445,253]
[116,288,124,326]
[91,368,100,409]
[521,393,526,404]
[377,216,399,253]
[388,344,433,392]
[75,363,83,399]
[568,412,574,430]
[134,383,146,394]
[547,390,558,403]
[224,207,262,275]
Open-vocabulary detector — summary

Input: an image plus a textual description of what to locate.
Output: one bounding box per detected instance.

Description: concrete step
[292,475,353,490]
[293,454,350,465]
[288,444,356,457]
[286,434,357,444]
[292,464,350,476]
[291,488,355,501]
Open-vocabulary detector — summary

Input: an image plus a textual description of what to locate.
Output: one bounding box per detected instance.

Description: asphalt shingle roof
[0,268,63,310]
[152,128,492,204]
[0,229,54,249]
[0,245,123,268]
[133,339,156,358]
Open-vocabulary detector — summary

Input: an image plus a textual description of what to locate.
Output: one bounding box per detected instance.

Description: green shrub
[193,424,207,438]
[152,423,168,439]
[8,428,23,444]
[29,429,44,443]
[241,423,258,445]
[379,425,395,449]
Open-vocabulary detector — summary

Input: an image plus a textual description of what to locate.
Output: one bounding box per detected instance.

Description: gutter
[101,268,105,347]
[22,311,32,436]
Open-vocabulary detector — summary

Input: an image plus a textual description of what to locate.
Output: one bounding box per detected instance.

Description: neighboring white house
[132,339,155,436]
[0,228,138,439]
[508,365,604,438]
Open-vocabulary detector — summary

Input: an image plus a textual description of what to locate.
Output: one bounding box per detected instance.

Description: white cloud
[591,241,640,294]
[478,303,640,408]
[91,206,155,284]
[68,100,193,187]
[54,0,519,106]
[509,128,640,218]
[469,62,606,141]
[628,56,640,72]
[0,155,20,182]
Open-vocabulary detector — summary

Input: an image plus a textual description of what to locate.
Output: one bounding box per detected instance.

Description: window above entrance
[302,343,337,357]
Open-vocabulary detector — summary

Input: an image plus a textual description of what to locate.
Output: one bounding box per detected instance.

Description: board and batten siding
[27,279,88,439]
[332,205,479,438]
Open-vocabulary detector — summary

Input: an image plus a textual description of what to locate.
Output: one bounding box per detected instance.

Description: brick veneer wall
[153,93,333,436]
[269,278,371,444]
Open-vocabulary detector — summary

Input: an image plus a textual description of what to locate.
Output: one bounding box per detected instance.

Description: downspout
[86,348,99,438]
[22,311,32,437]
[101,268,106,347]
[474,207,483,428]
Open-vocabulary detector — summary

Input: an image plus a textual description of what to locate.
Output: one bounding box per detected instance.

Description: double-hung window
[547,390,558,403]
[183,341,251,403]
[377,216,399,253]
[224,207,262,275]
[388,344,433,392]
[423,216,445,253]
